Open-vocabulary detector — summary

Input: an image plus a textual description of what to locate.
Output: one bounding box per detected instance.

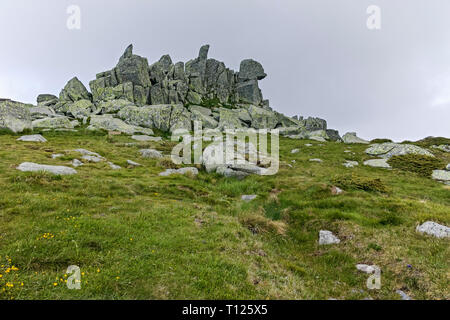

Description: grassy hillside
[0,129,449,300]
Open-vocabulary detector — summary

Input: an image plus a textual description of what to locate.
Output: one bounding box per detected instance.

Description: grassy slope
[0,130,449,300]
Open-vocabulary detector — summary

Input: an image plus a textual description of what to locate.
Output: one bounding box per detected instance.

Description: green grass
[0,131,449,300]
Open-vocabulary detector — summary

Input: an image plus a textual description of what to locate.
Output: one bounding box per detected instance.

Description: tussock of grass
[10,172,63,185]
[239,213,287,235]
[387,154,445,177]
[157,157,181,169]
[332,174,390,193]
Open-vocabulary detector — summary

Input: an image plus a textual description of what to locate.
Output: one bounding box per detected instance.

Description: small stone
[319,230,341,245]
[343,160,359,168]
[73,149,103,158]
[108,162,121,170]
[82,155,103,163]
[396,290,412,300]
[356,264,377,274]
[17,162,76,175]
[305,144,313,147]
[51,154,63,159]
[241,195,257,202]
[17,134,47,142]
[131,135,162,142]
[127,160,141,167]
[140,149,163,159]
[446,164,450,171]
[159,167,198,176]
[416,221,450,238]
[71,159,83,167]
[363,159,391,168]
[331,186,344,195]
[309,158,323,163]
[431,170,450,182]
[291,149,300,154]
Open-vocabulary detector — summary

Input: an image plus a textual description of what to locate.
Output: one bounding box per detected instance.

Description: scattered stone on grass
[17,162,76,175]
[363,159,391,168]
[17,134,47,142]
[319,230,341,245]
[242,195,257,202]
[159,167,198,176]
[416,221,450,238]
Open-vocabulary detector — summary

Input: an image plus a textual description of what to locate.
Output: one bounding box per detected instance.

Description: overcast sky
[0,0,449,141]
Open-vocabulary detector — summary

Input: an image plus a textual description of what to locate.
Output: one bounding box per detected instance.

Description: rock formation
[0,44,339,140]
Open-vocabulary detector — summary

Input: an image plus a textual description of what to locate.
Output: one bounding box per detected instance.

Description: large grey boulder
[238,59,267,81]
[326,129,342,142]
[364,159,391,168]
[32,116,75,129]
[247,105,278,129]
[191,110,218,129]
[17,134,47,142]
[188,105,212,116]
[17,162,77,175]
[117,105,175,132]
[217,108,245,130]
[202,140,272,177]
[366,143,434,159]
[0,99,33,133]
[236,80,262,105]
[29,106,56,119]
[342,132,369,144]
[416,221,450,238]
[170,104,192,132]
[302,117,327,131]
[37,94,58,106]
[59,77,91,102]
[68,99,95,119]
[96,99,136,114]
[308,130,329,142]
[88,115,154,135]
[115,44,151,89]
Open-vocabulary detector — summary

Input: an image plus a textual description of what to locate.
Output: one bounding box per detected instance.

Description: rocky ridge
[0,45,337,140]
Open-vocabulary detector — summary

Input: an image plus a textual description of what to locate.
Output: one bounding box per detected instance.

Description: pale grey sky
[0,0,449,141]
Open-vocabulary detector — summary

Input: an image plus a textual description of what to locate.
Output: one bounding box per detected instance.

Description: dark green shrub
[332,174,389,193]
[414,137,450,148]
[371,138,393,143]
[387,154,445,177]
